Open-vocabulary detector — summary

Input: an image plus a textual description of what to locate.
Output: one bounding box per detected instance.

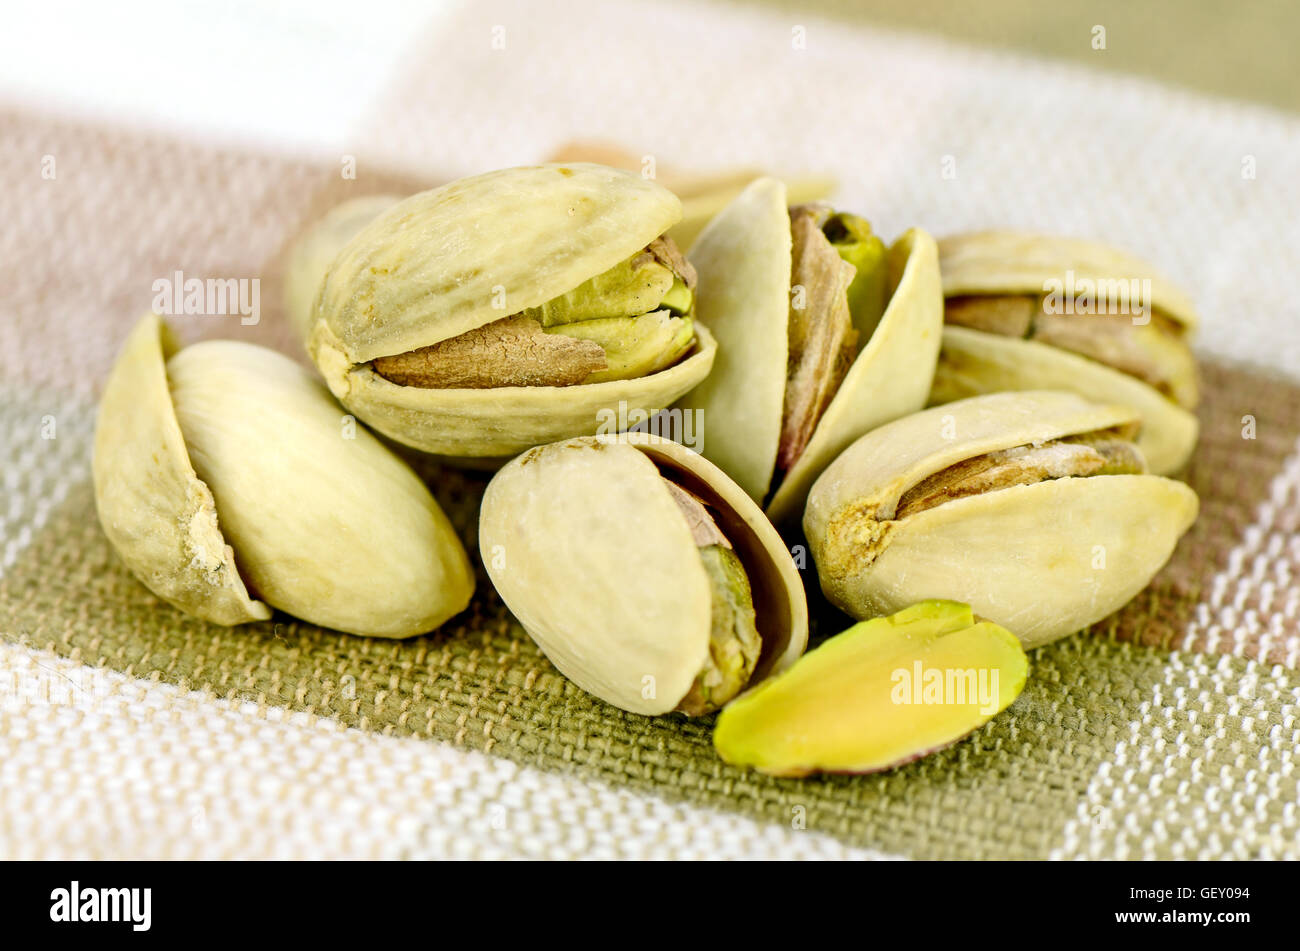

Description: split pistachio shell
[933,231,1199,475]
[93,313,474,637]
[284,194,402,344]
[804,391,1198,648]
[675,177,943,523]
[308,164,716,458]
[933,325,1199,477]
[714,601,1028,777]
[478,433,808,716]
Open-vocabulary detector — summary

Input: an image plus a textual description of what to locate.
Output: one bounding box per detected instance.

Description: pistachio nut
[284,194,401,343]
[714,601,1028,777]
[478,432,808,716]
[307,164,717,459]
[675,177,943,523]
[93,313,474,637]
[804,391,1198,648]
[545,141,836,250]
[932,231,1200,474]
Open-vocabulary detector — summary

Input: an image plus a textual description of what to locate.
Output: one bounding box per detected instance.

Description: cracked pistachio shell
[93,313,473,637]
[675,177,942,524]
[804,391,1198,648]
[284,194,402,344]
[934,231,1199,474]
[308,164,716,458]
[932,325,1199,476]
[939,231,1198,328]
[478,432,808,715]
[714,601,1028,777]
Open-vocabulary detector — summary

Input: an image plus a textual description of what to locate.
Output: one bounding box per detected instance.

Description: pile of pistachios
[94,161,1199,777]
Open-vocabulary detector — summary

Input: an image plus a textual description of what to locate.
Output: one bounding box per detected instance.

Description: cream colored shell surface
[938,230,1199,329]
[675,177,792,503]
[92,314,269,626]
[829,476,1198,647]
[478,433,808,715]
[166,340,474,638]
[932,325,1199,475]
[314,164,683,364]
[312,321,716,457]
[804,390,1138,530]
[284,194,402,344]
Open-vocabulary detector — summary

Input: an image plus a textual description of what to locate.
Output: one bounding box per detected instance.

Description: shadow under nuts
[479,433,808,715]
[93,313,474,637]
[308,163,717,460]
[803,391,1198,648]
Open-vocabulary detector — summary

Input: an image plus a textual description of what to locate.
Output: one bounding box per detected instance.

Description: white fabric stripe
[0,641,898,860]
[1051,442,1300,859]
[1179,436,1300,666]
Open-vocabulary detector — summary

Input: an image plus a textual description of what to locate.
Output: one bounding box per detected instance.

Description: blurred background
[4,0,1295,150]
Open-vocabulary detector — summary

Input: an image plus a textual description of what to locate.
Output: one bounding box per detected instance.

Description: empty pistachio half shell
[93,313,474,637]
[932,231,1200,474]
[804,391,1198,648]
[479,433,808,716]
[308,163,717,460]
[676,177,943,523]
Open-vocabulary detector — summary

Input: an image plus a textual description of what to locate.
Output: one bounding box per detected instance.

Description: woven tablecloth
[3,0,1299,860]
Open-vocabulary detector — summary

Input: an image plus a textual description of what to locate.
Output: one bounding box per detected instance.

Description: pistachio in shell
[478,432,808,716]
[93,313,474,637]
[283,194,402,344]
[803,391,1198,648]
[932,231,1200,475]
[308,164,717,459]
[713,601,1028,777]
[675,177,943,524]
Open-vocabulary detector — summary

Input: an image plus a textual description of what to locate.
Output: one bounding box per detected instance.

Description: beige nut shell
[934,231,1200,474]
[93,313,474,637]
[93,313,269,626]
[284,194,402,344]
[804,390,1198,648]
[938,230,1199,330]
[675,176,943,523]
[932,325,1199,475]
[479,433,808,715]
[308,164,716,458]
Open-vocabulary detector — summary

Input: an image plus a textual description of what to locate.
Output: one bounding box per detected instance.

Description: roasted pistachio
[93,313,474,637]
[283,194,401,344]
[714,601,1028,777]
[478,433,808,716]
[676,178,943,523]
[932,231,1200,474]
[308,164,716,459]
[804,391,1198,648]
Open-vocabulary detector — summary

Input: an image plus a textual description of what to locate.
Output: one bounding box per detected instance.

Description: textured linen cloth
[2,0,1299,859]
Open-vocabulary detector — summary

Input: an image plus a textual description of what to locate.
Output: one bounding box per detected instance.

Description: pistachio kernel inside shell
[662,479,762,716]
[370,234,697,390]
[778,205,888,476]
[894,428,1147,520]
[945,295,1198,409]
